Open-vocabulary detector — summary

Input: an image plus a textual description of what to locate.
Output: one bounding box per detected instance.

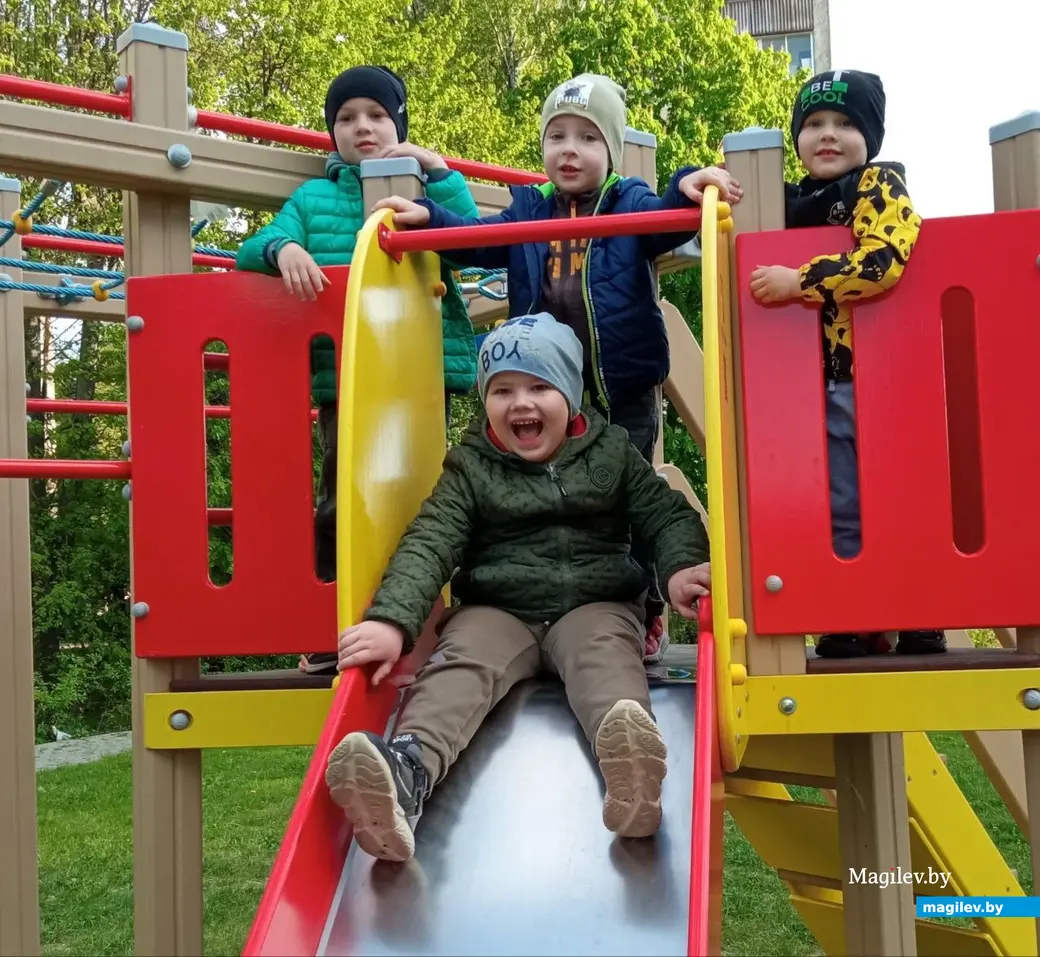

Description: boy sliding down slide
[326,313,712,861]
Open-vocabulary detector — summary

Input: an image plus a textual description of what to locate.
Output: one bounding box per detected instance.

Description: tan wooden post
[720,128,802,676]
[360,156,424,210]
[118,23,203,957]
[723,126,916,955]
[990,108,1040,952]
[0,177,40,957]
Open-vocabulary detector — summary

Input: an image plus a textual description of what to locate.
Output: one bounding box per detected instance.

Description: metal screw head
[779,696,797,715]
[24,381,30,394]
[765,574,783,593]
[114,74,129,93]
[25,414,31,423]
[130,601,149,618]
[126,315,145,332]
[1024,689,1040,710]
[121,439,131,458]
[122,483,132,501]
[187,106,198,127]
[169,710,192,731]
[166,143,192,169]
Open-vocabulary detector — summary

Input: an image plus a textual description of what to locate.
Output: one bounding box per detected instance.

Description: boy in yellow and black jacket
[748,69,945,658]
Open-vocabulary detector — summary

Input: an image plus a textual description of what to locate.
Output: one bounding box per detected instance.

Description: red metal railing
[194,109,548,186]
[0,459,131,479]
[0,73,548,187]
[22,234,233,270]
[379,207,702,256]
[0,74,131,116]
[25,397,319,421]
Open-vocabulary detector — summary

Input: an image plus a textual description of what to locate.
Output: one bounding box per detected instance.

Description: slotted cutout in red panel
[126,269,347,658]
[735,209,1040,635]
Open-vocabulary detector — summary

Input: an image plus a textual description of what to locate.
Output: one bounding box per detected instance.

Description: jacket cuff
[425,166,454,184]
[662,165,700,208]
[264,237,292,270]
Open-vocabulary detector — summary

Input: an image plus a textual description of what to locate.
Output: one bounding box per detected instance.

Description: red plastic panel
[688,599,724,957]
[735,209,1040,635]
[126,268,347,658]
[242,604,443,957]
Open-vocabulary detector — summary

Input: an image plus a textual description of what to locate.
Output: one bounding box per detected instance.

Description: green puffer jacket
[235,153,480,404]
[364,408,710,650]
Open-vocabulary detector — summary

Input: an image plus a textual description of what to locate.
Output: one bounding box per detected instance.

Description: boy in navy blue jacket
[375,73,740,659]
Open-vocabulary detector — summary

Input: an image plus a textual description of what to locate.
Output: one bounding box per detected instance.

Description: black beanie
[791,70,886,161]
[323,65,408,149]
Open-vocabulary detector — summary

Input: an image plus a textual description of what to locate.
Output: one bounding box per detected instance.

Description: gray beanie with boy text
[478,313,584,416]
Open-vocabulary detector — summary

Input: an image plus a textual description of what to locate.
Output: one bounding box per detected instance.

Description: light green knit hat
[540,73,627,171]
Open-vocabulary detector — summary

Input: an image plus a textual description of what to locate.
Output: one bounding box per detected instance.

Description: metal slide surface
[317,678,694,956]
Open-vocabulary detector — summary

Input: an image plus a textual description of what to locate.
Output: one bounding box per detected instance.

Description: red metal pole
[193,109,547,187]
[27,398,232,419]
[25,397,318,421]
[0,73,547,186]
[0,459,131,479]
[380,207,702,256]
[0,74,131,116]
[203,353,229,372]
[208,508,232,526]
[21,234,233,270]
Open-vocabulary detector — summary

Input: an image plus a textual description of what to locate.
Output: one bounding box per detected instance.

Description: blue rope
[0,256,123,280]
[0,220,237,260]
[0,278,125,302]
[459,267,506,280]
[0,180,63,248]
[191,218,208,238]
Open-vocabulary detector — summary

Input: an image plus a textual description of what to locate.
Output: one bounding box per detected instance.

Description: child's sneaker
[299,652,338,674]
[325,731,428,862]
[896,630,947,654]
[815,632,890,657]
[643,616,670,664]
[594,699,668,839]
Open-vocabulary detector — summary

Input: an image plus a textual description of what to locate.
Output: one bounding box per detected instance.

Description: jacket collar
[325,152,361,184]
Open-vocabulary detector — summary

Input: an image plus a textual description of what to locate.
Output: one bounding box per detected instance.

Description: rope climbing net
[0,176,509,308]
[0,177,237,306]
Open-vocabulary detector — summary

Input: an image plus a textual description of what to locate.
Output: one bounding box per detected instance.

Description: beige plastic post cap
[722,127,784,153]
[0,177,20,193]
[624,127,657,148]
[116,22,188,53]
[359,156,425,180]
[989,111,1040,145]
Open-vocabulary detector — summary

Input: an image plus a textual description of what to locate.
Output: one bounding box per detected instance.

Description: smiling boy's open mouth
[511,419,543,440]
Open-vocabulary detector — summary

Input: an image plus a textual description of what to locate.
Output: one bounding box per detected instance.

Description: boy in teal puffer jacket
[236,65,481,674]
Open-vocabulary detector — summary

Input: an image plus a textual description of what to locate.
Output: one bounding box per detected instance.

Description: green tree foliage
[2,0,802,736]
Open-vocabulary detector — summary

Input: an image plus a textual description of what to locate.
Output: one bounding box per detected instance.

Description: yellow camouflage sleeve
[798,166,922,304]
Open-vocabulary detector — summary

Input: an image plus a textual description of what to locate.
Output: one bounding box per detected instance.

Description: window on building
[759,33,814,74]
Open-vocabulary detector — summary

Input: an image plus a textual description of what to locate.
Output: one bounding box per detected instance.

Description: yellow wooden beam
[792,894,1001,957]
[143,689,332,749]
[744,669,1040,736]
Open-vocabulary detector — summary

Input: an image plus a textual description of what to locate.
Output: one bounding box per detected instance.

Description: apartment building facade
[723,0,831,74]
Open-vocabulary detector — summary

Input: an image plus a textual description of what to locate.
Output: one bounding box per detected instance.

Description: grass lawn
[37,732,1031,956]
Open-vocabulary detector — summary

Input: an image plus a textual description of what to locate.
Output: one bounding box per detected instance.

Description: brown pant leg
[540,598,650,744]
[395,606,541,787]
